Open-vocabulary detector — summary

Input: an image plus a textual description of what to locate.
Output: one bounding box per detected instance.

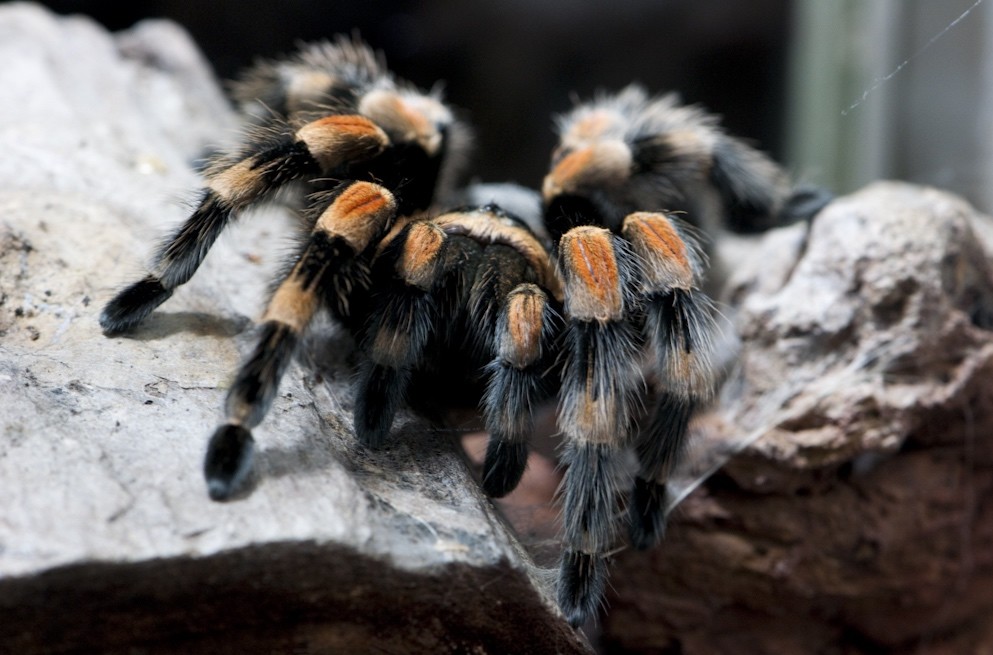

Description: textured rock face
[0,5,587,654]
[603,183,993,654]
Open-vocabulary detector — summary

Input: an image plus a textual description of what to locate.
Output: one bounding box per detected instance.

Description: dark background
[34,0,795,188]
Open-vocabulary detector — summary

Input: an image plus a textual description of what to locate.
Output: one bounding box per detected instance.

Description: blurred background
[31,0,993,214]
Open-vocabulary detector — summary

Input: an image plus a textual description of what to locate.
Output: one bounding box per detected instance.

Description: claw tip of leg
[558,551,608,628]
[203,424,255,501]
[481,440,528,498]
[206,478,234,502]
[629,477,670,550]
[99,277,172,335]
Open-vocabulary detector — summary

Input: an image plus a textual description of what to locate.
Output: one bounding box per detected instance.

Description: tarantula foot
[99,275,173,335]
[558,550,609,628]
[353,363,409,449]
[481,439,528,498]
[204,423,255,501]
[780,184,835,224]
[629,476,669,550]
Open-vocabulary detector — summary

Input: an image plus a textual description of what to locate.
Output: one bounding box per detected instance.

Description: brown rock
[603,182,993,654]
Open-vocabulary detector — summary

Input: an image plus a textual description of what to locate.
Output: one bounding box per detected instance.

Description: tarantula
[100,37,825,627]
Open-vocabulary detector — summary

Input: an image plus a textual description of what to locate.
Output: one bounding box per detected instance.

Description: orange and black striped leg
[555,226,643,626]
[353,221,447,449]
[100,115,388,335]
[481,283,557,498]
[621,212,716,549]
[205,182,397,500]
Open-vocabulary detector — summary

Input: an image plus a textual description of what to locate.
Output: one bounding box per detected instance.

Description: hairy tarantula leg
[205,182,397,500]
[628,392,695,548]
[559,442,623,625]
[622,212,717,549]
[353,221,447,449]
[481,283,556,498]
[556,226,643,626]
[100,115,389,335]
[780,184,835,224]
[708,134,794,233]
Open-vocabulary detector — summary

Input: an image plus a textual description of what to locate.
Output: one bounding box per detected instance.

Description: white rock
[0,5,587,653]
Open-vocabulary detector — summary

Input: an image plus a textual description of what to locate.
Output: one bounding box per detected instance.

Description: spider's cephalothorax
[542,86,826,241]
[100,41,827,631]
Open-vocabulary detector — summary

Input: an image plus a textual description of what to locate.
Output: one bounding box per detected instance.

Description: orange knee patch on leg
[317,182,396,252]
[399,222,446,290]
[622,212,693,289]
[559,227,623,322]
[500,285,548,368]
[295,115,389,169]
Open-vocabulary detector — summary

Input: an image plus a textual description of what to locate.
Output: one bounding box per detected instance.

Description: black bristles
[99,275,173,335]
[226,322,299,429]
[560,442,622,555]
[559,319,642,444]
[204,423,255,501]
[558,550,609,628]
[363,139,446,215]
[467,247,531,355]
[635,393,695,480]
[481,439,529,498]
[780,184,834,224]
[628,476,669,550]
[483,363,548,439]
[629,393,695,549]
[480,361,552,498]
[353,362,411,449]
[304,232,371,320]
[158,193,232,289]
[251,140,319,188]
[543,193,609,242]
[709,137,784,234]
[646,288,716,397]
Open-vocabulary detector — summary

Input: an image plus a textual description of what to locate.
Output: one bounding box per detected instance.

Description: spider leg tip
[99,276,173,335]
[558,550,608,628]
[481,439,528,498]
[203,423,255,501]
[628,477,670,550]
[352,411,391,450]
[628,519,667,551]
[353,362,409,449]
[206,479,234,502]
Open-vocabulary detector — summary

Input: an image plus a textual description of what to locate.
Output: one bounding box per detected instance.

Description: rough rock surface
[0,5,588,654]
[603,183,993,654]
